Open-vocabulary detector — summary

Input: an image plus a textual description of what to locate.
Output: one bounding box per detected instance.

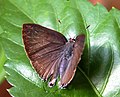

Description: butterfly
[22,24,85,88]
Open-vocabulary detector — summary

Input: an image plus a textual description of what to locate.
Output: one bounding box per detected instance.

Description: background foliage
[0,0,120,97]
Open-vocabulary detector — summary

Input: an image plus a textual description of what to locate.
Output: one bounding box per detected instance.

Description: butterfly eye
[72,39,75,41]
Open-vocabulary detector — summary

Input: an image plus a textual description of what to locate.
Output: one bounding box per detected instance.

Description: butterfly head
[69,38,75,43]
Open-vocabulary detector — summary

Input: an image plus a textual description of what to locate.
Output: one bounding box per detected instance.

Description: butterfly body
[22,24,85,88]
[59,42,74,78]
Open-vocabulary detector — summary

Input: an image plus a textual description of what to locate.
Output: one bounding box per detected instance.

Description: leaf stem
[78,67,102,97]
[100,43,114,95]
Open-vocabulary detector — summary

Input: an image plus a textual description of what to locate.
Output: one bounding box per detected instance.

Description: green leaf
[0,24,7,83]
[0,0,120,97]
[0,42,6,83]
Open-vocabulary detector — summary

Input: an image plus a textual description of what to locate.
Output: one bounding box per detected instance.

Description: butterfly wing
[22,24,67,85]
[59,34,85,88]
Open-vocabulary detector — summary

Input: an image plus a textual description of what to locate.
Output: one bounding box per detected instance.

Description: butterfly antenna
[57,19,61,24]
[86,25,90,29]
[73,35,76,40]
[67,32,71,38]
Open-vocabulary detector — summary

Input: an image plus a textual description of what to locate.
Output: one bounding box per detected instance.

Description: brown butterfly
[22,24,85,88]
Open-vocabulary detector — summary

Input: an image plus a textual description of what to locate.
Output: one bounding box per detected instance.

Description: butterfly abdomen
[59,42,74,78]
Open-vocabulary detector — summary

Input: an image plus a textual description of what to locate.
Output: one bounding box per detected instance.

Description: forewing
[59,34,85,88]
[22,24,67,80]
